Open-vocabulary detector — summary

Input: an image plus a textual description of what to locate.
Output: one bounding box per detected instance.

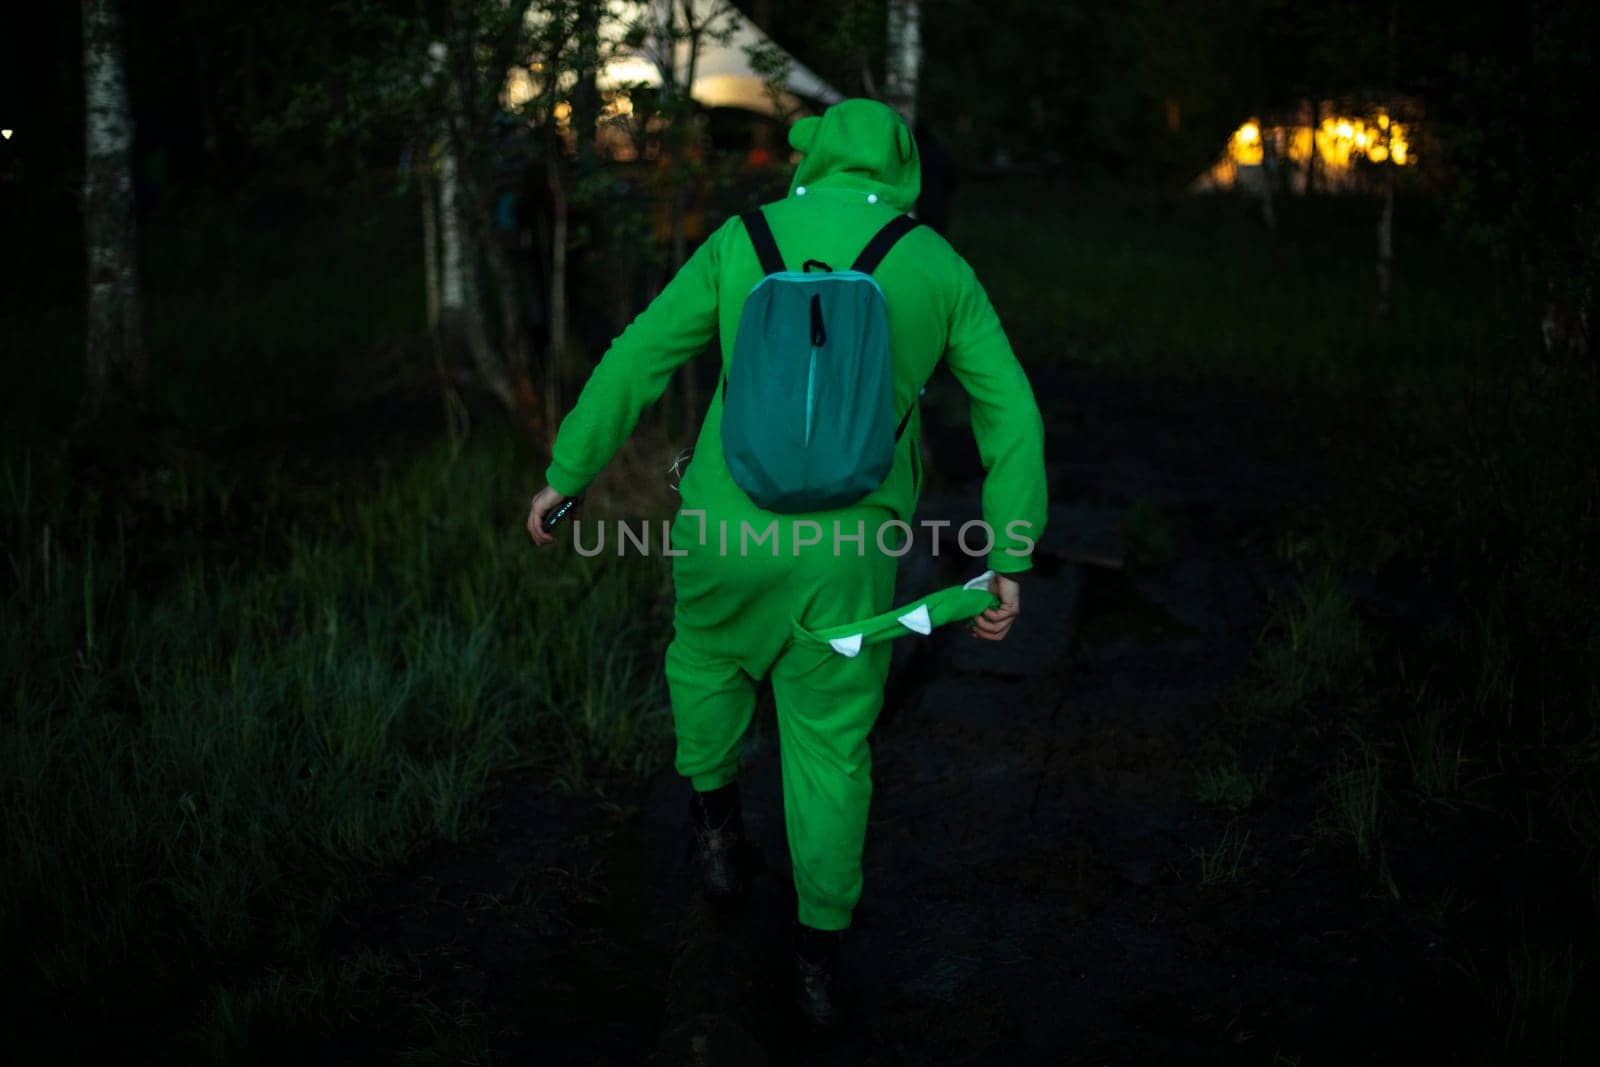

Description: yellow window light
[1226,120,1264,165]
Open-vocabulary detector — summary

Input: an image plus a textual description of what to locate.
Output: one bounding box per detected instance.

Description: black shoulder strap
[741,210,785,275]
[851,214,922,274]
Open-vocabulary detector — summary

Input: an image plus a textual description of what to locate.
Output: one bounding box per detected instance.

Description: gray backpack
[720,210,920,513]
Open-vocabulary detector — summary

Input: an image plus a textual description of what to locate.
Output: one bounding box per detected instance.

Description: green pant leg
[665,636,758,793]
[766,523,899,932]
[770,635,893,930]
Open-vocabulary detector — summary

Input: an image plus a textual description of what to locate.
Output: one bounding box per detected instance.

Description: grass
[1228,569,1370,724]
[1402,692,1474,804]
[1194,822,1253,886]
[1455,927,1589,1067]
[1323,736,1387,873]
[1123,498,1180,571]
[0,428,674,1059]
[950,179,1522,388]
[1501,938,1583,1066]
[1194,754,1269,813]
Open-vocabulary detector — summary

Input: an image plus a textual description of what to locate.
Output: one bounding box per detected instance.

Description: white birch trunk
[80,0,147,421]
[418,163,441,331]
[438,145,466,312]
[884,0,922,127]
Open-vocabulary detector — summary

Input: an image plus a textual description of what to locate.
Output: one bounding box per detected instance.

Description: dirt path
[345,368,1468,1065]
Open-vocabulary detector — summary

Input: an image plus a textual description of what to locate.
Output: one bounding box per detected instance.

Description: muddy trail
[343,367,1471,1065]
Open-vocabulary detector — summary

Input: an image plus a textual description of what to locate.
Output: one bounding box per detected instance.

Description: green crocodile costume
[545,98,1047,930]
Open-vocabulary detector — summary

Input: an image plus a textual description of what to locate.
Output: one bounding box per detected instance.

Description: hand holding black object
[526,486,579,546]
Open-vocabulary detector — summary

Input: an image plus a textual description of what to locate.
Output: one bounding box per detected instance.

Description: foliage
[0,428,673,1059]
[950,179,1519,386]
[1,189,424,445]
[1430,0,1600,363]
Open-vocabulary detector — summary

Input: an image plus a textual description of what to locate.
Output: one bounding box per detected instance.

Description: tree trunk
[752,0,774,154]
[884,0,922,126]
[1375,0,1398,321]
[189,21,218,161]
[1376,142,1395,321]
[479,212,545,441]
[455,226,519,416]
[79,0,148,426]
[439,144,466,313]
[241,22,258,129]
[418,161,441,332]
[1305,98,1319,196]
[545,155,569,452]
[419,159,467,450]
[1259,119,1278,230]
[666,1,702,273]
[436,141,515,420]
[573,0,601,161]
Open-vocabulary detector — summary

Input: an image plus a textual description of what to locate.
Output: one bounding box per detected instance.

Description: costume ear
[896,121,914,161]
[789,116,821,153]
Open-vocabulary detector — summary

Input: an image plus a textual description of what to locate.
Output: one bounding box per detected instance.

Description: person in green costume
[527,98,1047,1029]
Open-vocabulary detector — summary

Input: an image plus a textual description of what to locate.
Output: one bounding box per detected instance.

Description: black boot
[689,782,754,905]
[792,923,845,1031]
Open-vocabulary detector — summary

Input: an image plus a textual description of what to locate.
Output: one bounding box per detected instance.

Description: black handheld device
[542,495,581,534]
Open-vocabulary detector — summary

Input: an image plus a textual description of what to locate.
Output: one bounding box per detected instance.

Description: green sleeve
[942,256,1048,573]
[544,224,725,496]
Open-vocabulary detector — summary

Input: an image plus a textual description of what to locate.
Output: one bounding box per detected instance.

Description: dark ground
[339,366,1479,1066]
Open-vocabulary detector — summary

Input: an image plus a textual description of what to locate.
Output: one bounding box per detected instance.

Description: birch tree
[79,0,148,425]
[273,1,738,441]
[884,0,921,126]
[276,0,598,441]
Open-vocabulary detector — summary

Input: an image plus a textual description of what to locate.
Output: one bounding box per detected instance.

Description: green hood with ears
[787,98,922,211]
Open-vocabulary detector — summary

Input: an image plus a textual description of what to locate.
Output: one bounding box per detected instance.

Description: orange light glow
[1222,112,1413,171]
[1198,108,1414,193]
[1229,119,1264,165]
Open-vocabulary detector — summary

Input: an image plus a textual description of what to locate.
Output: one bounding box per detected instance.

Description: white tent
[596,2,843,117]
